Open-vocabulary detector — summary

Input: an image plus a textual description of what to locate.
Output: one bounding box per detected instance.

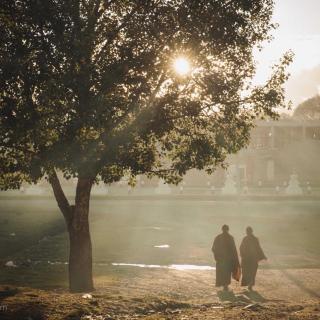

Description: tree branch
[75,177,94,210]
[93,4,139,62]
[111,72,166,131]
[48,169,72,222]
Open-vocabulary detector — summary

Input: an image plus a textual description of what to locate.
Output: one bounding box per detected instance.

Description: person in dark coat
[212,225,240,291]
[240,226,267,291]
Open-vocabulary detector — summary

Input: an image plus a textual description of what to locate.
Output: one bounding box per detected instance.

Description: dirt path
[1,268,319,319]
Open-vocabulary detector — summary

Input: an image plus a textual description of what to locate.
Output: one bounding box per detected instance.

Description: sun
[173,57,191,75]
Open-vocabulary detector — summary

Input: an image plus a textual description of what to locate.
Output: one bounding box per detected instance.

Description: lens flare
[173,57,191,75]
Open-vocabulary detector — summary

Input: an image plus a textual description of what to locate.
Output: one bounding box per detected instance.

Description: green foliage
[0,0,291,188]
[293,95,320,120]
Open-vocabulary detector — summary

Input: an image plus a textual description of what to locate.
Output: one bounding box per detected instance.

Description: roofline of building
[255,119,320,127]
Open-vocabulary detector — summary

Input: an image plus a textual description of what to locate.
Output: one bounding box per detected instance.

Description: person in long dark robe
[240,226,267,291]
[212,225,240,291]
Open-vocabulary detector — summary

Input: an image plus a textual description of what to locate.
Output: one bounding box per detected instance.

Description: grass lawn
[0,198,320,289]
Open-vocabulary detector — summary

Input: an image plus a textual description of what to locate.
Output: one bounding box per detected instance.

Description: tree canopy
[293,95,320,120]
[0,0,292,189]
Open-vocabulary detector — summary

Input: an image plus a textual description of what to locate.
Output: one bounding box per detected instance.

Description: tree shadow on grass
[63,309,90,320]
[0,265,68,291]
[0,286,19,302]
[1,302,48,320]
[280,269,320,299]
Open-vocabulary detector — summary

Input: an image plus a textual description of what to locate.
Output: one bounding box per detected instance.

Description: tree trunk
[68,178,94,292]
[68,218,94,292]
[49,171,94,292]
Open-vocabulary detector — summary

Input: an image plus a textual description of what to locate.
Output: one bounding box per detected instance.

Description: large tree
[294,95,320,120]
[0,0,291,292]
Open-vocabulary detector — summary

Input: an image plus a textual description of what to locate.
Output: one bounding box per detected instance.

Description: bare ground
[0,267,320,319]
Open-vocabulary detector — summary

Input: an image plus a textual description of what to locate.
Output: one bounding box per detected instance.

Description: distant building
[143,119,320,189]
[221,119,320,187]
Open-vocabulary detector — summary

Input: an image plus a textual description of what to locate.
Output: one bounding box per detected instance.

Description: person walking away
[240,226,267,291]
[212,225,240,291]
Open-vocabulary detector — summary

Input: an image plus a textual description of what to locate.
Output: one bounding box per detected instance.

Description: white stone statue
[221,174,237,195]
[24,184,45,195]
[155,179,171,195]
[285,174,303,195]
[91,183,108,196]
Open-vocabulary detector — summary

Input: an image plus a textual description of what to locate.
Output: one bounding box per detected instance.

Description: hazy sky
[254,0,320,85]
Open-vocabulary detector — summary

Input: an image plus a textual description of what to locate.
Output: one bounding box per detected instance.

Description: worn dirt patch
[1,268,320,319]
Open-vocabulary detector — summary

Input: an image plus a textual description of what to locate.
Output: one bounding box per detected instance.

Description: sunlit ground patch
[111,263,215,271]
